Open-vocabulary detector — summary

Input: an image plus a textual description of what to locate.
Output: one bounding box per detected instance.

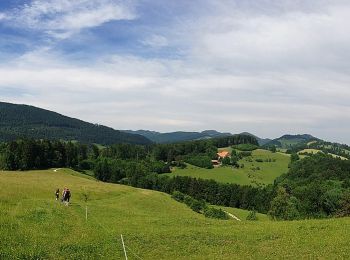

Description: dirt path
[224,210,241,221]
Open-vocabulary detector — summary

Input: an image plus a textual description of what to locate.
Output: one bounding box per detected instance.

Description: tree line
[0,139,98,171]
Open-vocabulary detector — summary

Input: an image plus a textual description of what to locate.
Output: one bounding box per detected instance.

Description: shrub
[239,151,252,157]
[184,195,194,207]
[171,191,185,202]
[268,187,300,220]
[204,207,229,220]
[171,160,186,169]
[255,159,264,163]
[336,191,350,217]
[174,193,207,213]
[221,156,231,165]
[246,210,258,221]
[190,199,207,213]
[150,161,171,174]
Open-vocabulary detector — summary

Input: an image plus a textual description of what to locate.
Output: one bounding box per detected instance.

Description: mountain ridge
[0,101,152,145]
[123,129,232,143]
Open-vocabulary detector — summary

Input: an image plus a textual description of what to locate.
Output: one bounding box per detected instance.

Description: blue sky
[1,0,350,143]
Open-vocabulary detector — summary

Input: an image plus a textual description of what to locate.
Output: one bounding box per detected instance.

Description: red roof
[217,151,230,158]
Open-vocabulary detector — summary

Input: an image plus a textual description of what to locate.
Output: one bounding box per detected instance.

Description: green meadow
[167,149,290,186]
[298,149,348,160]
[1,169,350,259]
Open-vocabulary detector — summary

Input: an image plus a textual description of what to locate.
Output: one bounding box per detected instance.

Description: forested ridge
[124,129,232,143]
[0,102,151,145]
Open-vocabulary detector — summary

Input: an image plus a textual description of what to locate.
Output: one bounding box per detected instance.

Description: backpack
[65,190,71,199]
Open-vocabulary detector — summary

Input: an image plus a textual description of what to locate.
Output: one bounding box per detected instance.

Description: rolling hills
[1,169,350,259]
[123,129,232,143]
[0,102,151,145]
[124,130,273,145]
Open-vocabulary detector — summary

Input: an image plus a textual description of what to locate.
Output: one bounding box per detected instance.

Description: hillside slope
[0,102,151,145]
[1,169,350,259]
[167,149,290,186]
[264,134,318,149]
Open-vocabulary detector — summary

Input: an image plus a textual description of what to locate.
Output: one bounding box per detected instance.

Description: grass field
[1,169,350,259]
[298,149,348,160]
[167,149,290,186]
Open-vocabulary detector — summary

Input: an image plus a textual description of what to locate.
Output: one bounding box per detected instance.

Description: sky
[0,0,350,144]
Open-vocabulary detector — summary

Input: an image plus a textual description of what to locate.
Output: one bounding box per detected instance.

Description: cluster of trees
[94,157,170,184]
[270,153,350,219]
[0,139,99,170]
[183,154,213,169]
[118,173,273,213]
[172,191,229,219]
[101,143,150,160]
[232,143,258,151]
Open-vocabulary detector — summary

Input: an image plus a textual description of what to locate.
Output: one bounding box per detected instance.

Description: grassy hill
[166,149,290,186]
[265,134,318,149]
[298,149,348,160]
[1,169,350,259]
[0,102,151,145]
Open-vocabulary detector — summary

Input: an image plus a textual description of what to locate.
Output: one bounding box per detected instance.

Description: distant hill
[239,132,271,146]
[264,134,318,149]
[0,102,152,145]
[123,129,232,143]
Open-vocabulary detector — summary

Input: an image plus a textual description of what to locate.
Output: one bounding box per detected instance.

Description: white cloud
[1,0,136,39]
[190,2,350,74]
[142,35,168,48]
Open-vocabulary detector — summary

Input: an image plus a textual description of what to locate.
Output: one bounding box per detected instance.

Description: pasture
[298,149,348,160]
[168,149,290,186]
[1,169,350,259]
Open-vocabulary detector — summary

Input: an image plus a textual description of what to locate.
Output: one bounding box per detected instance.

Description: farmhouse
[211,160,220,167]
[217,151,230,159]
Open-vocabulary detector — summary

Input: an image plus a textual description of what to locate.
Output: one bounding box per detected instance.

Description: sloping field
[168,149,290,186]
[1,169,350,259]
[298,149,348,160]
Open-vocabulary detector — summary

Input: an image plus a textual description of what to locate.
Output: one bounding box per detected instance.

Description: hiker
[64,188,71,206]
[61,187,67,203]
[55,188,60,201]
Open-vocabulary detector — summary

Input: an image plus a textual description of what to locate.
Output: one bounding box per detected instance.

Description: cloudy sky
[1,0,350,143]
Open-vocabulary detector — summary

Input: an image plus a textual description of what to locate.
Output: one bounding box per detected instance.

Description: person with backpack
[64,188,71,206]
[55,188,60,201]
